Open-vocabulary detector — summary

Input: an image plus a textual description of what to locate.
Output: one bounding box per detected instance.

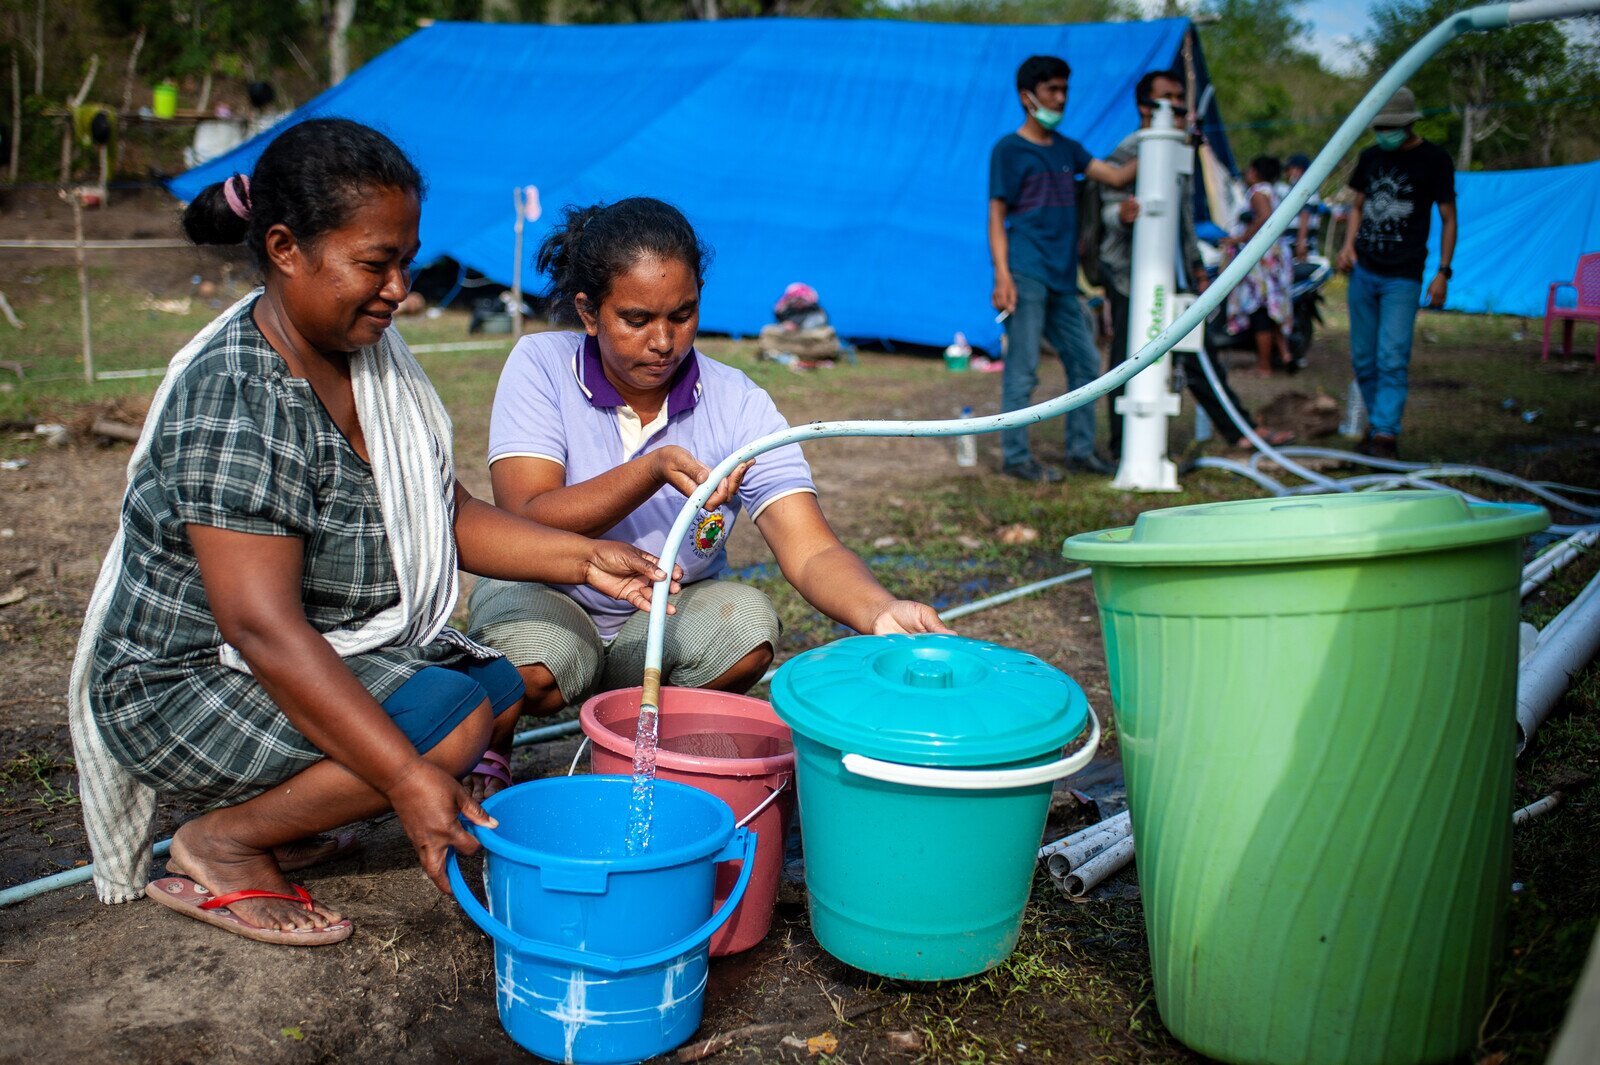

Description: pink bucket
[579,687,795,956]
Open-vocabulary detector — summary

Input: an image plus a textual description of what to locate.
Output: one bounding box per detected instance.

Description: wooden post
[71,192,93,382]
[511,186,525,337]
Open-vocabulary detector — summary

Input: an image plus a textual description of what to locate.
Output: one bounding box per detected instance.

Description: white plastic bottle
[955,406,978,467]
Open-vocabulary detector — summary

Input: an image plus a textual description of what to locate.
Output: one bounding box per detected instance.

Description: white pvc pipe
[1521,531,1597,598]
[1512,792,1562,825]
[1038,809,1131,861]
[1516,568,1600,752]
[1044,821,1132,881]
[1060,836,1137,898]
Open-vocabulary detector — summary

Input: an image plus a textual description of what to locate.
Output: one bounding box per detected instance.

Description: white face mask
[1024,91,1063,131]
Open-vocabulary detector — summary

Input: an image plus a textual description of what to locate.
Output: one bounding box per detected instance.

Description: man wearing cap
[1336,86,1456,459]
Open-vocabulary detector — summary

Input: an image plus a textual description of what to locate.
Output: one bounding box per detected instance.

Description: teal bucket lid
[770,634,1087,767]
[1063,491,1549,567]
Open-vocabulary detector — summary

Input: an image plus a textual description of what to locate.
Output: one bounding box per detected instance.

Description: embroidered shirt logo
[693,510,727,557]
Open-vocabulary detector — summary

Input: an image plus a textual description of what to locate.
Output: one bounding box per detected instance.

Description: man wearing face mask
[1336,86,1456,459]
[989,55,1135,482]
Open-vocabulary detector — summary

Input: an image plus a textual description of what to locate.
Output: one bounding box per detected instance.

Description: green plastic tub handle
[839,708,1100,790]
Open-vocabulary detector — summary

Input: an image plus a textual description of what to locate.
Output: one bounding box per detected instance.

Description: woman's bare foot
[166,818,344,932]
[167,831,355,875]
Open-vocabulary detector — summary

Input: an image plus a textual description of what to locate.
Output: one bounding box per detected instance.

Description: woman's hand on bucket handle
[387,759,497,894]
[870,600,955,636]
[583,543,683,612]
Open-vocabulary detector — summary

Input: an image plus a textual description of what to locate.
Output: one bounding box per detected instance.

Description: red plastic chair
[1542,252,1600,362]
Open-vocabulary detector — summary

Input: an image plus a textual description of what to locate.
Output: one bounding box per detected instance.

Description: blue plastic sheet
[1423,158,1600,318]
[172,18,1228,349]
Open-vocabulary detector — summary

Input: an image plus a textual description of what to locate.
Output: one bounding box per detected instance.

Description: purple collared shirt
[487,330,815,639]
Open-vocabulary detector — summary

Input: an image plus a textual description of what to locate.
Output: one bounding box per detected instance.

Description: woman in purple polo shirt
[465,197,950,795]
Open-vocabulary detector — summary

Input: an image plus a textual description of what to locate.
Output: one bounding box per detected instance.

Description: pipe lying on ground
[1059,836,1136,899]
[1517,568,1600,753]
[1512,792,1562,825]
[1522,530,1597,598]
[1038,810,1131,862]
[1045,821,1131,882]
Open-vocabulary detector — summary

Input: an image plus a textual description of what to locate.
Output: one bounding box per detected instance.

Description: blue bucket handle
[446,826,756,977]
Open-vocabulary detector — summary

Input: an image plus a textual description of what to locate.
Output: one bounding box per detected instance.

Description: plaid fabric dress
[89,304,478,807]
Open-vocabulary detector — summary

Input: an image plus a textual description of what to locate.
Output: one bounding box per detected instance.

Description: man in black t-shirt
[1336,85,1457,458]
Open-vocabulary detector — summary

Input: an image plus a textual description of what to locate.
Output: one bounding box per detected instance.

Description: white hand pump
[1111,101,1188,492]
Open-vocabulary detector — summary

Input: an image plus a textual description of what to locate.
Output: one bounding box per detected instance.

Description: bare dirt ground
[1,188,1596,1064]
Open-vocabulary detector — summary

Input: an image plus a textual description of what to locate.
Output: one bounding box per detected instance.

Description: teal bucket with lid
[772,634,1098,980]
[448,776,755,1064]
[1064,491,1549,1065]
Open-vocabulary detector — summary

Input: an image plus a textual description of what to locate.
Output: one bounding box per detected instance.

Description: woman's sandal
[466,749,513,794]
[146,876,353,946]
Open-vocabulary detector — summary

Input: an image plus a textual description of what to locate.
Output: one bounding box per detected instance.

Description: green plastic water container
[1063,491,1548,1065]
[771,634,1097,980]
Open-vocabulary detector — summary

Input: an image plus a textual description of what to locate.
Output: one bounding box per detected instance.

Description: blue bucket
[448,775,755,1065]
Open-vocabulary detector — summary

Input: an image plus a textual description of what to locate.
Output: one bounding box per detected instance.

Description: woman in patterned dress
[1223,156,1296,375]
[77,120,675,945]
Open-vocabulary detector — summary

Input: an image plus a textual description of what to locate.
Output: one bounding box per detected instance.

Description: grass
[0,750,79,812]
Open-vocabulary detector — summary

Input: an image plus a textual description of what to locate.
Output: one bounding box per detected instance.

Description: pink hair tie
[223,174,252,220]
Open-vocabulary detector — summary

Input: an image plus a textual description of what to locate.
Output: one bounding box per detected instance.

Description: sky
[1300,0,1370,76]
[1130,1,1373,76]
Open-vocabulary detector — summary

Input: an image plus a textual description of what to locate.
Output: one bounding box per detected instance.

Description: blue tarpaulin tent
[1425,158,1600,319]
[171,17,1231,350]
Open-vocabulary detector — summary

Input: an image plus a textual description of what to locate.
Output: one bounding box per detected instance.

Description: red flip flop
[146,876,353,947]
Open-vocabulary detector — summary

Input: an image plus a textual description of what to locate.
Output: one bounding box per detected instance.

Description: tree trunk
[9,52,20,182]
[545,0,567,23]
[197,69,213,112]
[1457,105,1474,171]
[32,0,43,96]
[329,0,357,86]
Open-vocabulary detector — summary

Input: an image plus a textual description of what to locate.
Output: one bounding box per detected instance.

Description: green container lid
[770,634,1087,767]
[1063,490,1548,567]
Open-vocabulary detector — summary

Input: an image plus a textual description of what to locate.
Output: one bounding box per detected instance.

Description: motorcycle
[1196,239,1332,372]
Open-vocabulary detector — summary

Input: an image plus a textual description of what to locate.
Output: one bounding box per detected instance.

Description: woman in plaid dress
[80,120,676,945]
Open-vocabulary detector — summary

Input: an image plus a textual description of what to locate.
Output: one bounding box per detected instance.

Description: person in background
[988,54,1135,482]
[464,198,951,797]
[1280,153,1323,260]
[1223,155,1296,376]
[1336,86,1455,459]
[1095,70,1295,456]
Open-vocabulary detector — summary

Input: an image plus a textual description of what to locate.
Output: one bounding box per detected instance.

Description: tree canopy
[3,0,1595,185]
